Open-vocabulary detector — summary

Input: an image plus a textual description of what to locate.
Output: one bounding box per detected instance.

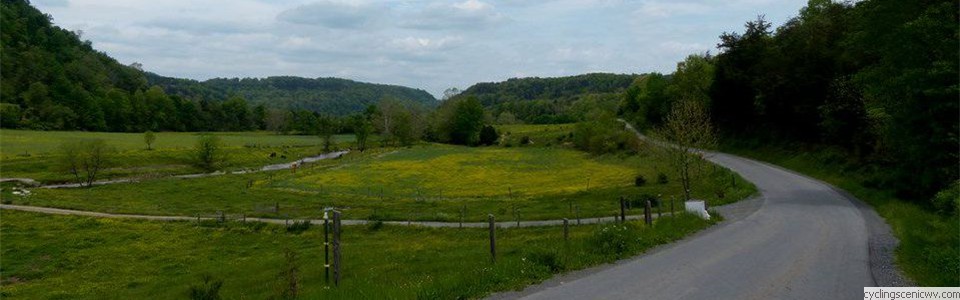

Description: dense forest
[0,0,436,132]
[452,73,640,124]
[620,0,958,206]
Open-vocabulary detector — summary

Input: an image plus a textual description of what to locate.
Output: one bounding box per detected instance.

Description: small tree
[354,119,373,152]
[59,139,111,187]
[144,131,156,150]
[194,135,225,172]
[653,100,716,200]
[479,125,499,145]
[317,115,337,152]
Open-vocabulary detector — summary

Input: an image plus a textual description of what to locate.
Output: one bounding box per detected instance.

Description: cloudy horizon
[33,0,806,97]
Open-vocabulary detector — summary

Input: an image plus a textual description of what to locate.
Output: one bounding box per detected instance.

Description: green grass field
[721,141,959,286]
[0,210,716,299]
[0,130,358,183]
[5,141,755,222]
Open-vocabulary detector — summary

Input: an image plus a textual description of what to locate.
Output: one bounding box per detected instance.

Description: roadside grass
[720,141,959,286]
[0,210,716,299]
[7,143,755,222]
[0,129,360,183]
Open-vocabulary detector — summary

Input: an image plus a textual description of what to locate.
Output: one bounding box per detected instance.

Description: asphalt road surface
[497,151,877,299]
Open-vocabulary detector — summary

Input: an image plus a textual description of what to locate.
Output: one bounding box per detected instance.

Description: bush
[519,136,532,145]
[634,175,647,187]
[657,173,669,184]
[932,181,959,216]
[194,135,225,172]
[285,220,311,234]
[630,194,659,208]
[479,125,499,146]
[366,220,384,231]
[188,274,223,300]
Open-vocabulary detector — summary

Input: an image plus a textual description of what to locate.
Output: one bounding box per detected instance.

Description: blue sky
[33,0,807,97]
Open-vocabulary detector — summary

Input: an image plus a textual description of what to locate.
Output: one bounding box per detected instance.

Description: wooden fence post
[657,199,662,218]
[563,218,569,241]
[333,211,342,286]
[644,200,652,225]
[576,205,581,225]
[619,196,626,223]
[324,216,330,284]
[488,214,496,263]
[514,207,520,227]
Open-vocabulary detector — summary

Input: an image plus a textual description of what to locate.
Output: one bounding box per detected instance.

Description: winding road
[2,125,910,298]
[490,123,907,299]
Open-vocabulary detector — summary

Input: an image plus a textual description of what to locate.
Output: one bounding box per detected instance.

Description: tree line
[452,73,639,124]
[619,0,958,209]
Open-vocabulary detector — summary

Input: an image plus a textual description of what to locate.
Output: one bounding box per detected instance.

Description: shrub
[285,220,312,234]
[932,181,959,216]
[635,175,647,187]
[479,125,499,146]
[657,172,669,184]
[188,274,223,300]
[630,194,659,208]
[194,135,225,172]
[519,136,532,145]
[143,131,156,150]
[366,220,384,231]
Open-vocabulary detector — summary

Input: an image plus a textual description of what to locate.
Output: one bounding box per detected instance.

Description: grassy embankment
[721,141,959,286]
[3,125,755,221]
[0,210,716,299]
[0,130,358,183]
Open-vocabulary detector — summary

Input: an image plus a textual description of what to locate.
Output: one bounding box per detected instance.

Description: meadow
[5,140,755,222]
[0,130,357,183]
[0,210,716,299]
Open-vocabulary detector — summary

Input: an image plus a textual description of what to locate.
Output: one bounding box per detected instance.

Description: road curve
[497,151,878,299]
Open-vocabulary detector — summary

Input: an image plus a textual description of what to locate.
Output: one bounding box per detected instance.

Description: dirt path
[1,150,349,189]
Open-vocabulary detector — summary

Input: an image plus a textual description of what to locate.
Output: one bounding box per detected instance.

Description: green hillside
[153,75,438,116]
[453,73,641,124]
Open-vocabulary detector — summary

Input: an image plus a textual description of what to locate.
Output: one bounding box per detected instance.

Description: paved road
[0,204,670,228]
[495,149,879,299]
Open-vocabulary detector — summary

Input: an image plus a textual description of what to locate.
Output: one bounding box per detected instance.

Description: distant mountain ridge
[146,74,438,116]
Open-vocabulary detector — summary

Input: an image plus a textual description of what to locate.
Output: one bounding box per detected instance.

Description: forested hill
[0,0,149,130]
[453,73,641,124]
[148,75,438,116]
[0,0,436,131]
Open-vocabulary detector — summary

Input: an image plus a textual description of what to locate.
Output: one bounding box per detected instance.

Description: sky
[33,0,807,97]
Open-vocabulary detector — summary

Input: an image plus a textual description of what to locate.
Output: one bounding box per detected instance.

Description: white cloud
[401,0,507,30]
[30,0,807,97]
[277,1,379,29]
[635,1,711,18]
